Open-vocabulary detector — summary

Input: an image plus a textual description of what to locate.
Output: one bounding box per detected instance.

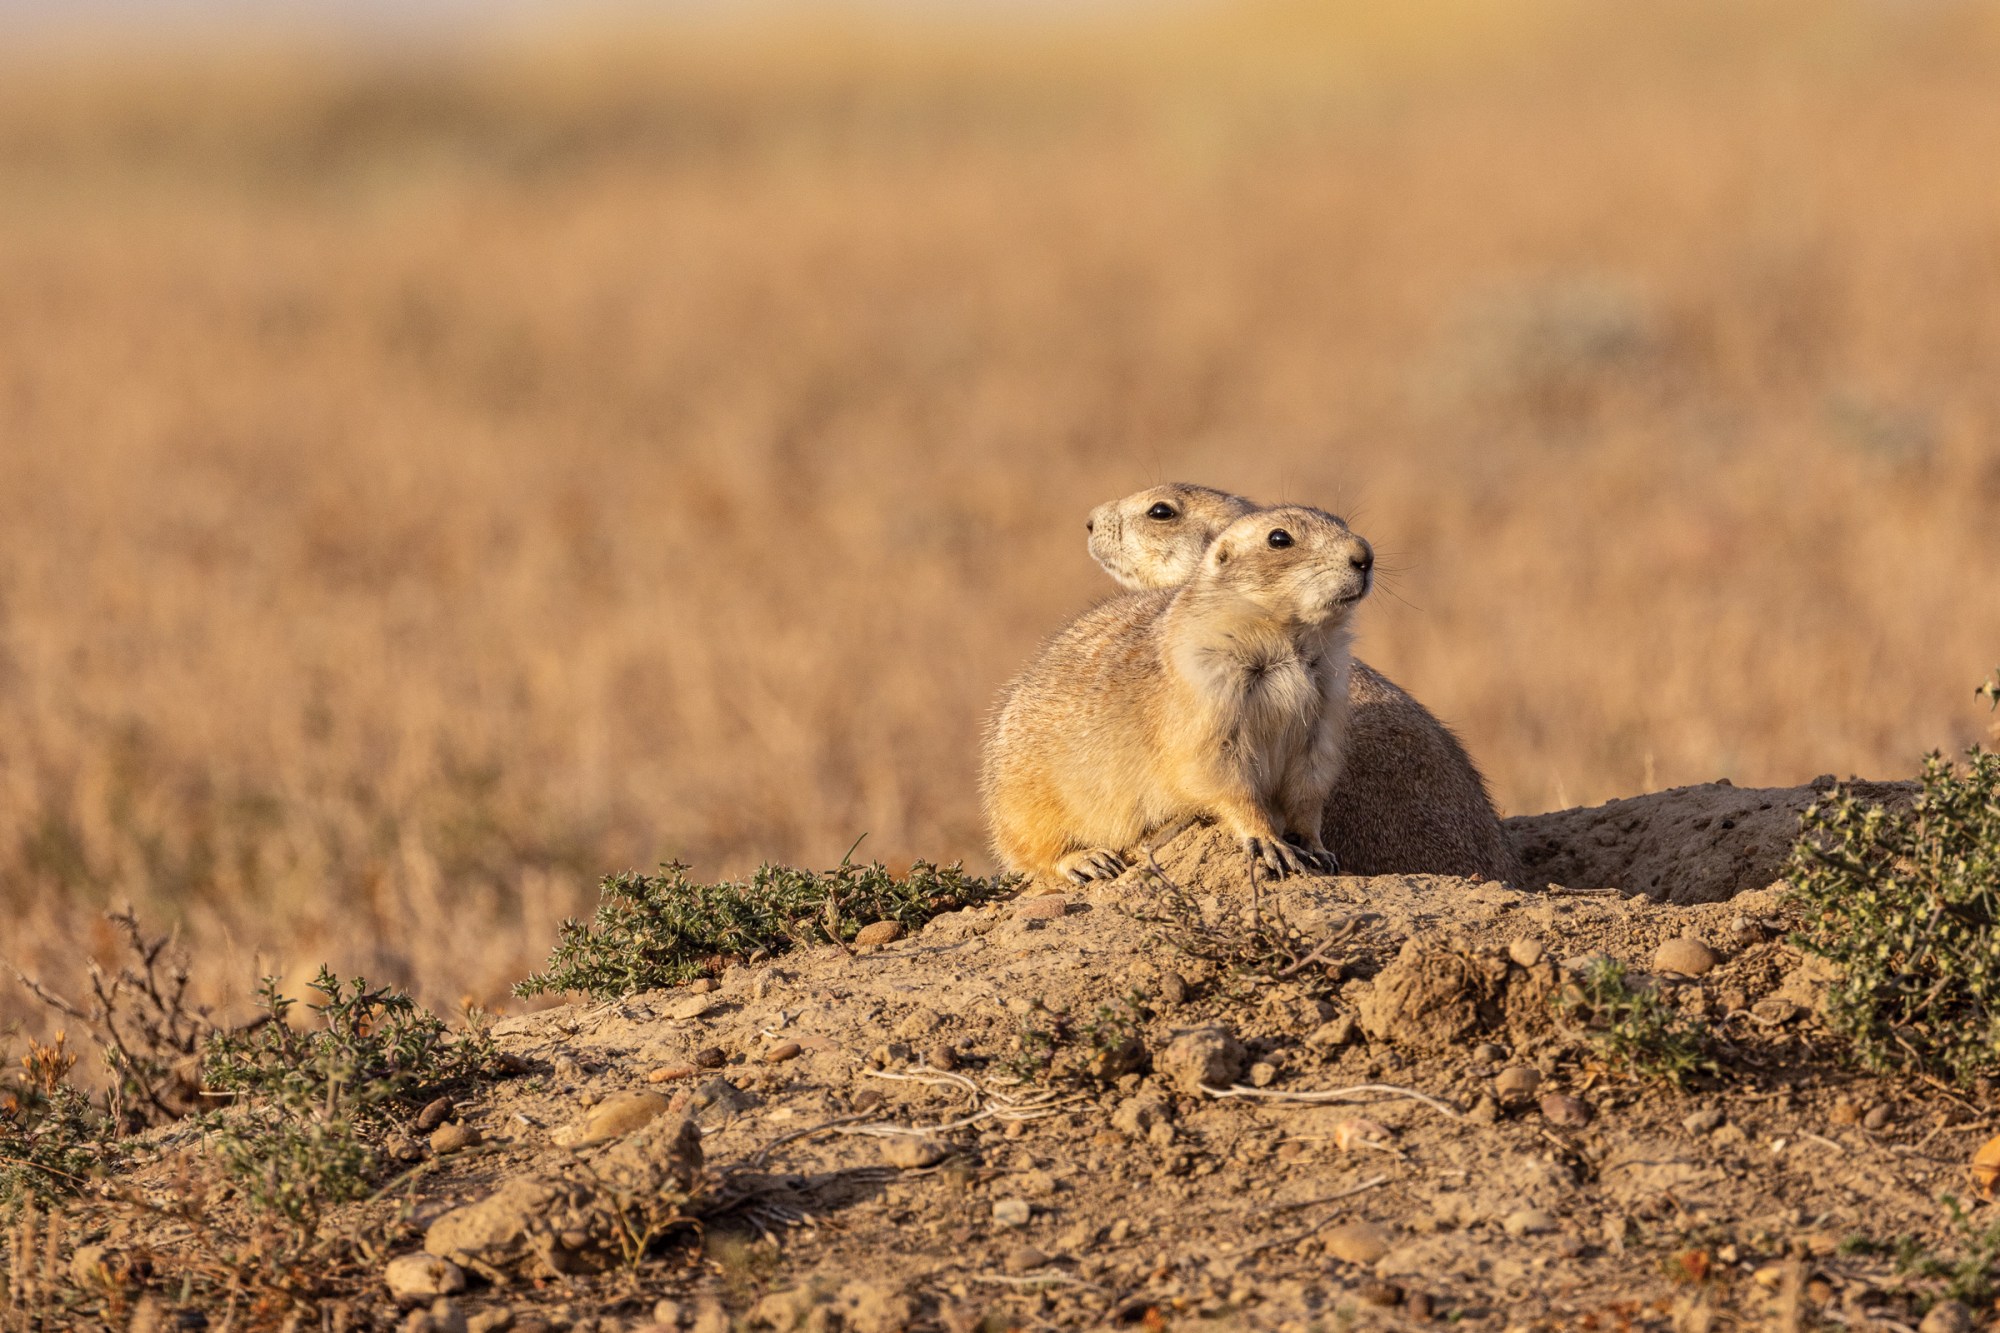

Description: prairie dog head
[1086,484,1256,590]
[1192,505,1374,628]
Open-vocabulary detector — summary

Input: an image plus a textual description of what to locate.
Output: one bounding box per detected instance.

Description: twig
[1544,886,1625,898]
[972,1272,1111,1293]
[1201,1082,1462,1119]
[741,1114,869,1169]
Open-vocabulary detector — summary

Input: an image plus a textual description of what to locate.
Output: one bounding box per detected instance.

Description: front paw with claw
[1282,836,1339,875]
[1243,836,1313,880]
[1056,848,1128,885]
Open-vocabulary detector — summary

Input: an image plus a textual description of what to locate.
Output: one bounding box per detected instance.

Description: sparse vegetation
[0,1034,107,1213]
[1788,742,2000,1086]
[515,858,1014,1000]
[1137,867,1374,994]
[1556,957,1713,1086]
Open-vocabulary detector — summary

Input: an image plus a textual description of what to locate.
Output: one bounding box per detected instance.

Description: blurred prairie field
[3,0,1999,1034]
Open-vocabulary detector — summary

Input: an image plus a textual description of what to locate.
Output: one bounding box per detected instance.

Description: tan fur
[1087,483,1519,883]
[985,506,1372,885]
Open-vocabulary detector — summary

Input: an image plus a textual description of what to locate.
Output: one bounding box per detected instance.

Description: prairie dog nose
[1350,539,1374,573]
[1085,517,1094,532]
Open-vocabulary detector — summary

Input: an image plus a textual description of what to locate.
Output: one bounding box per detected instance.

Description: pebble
[693,1046,727,1069]
[883,1137,947,1169]
[1406,1292,1433,1320]
[1494,1066,1541,1102]
[1751,998,1800,1025]
[1502,1209,1555,1236]
[416,1097,455,1132]
[1653,937,1719,977]
[926,1042,958,1071]
[1157,1026,1247,1093]
[1322,1221,1392,1265]
[429,1122,481,1155]
[1003,1246,1048,1275]
[650,1302,683,1329]
[402,1299,468,1333]
[550,1091,670,1147]
[1357,1281,1403,1307]
[1830,1099,1860,1126]
[1920,1300,1975,1333]
[647,1064,699,1083]
[1472,1043,1506,1065]
[1864,1104,1894,1132]
[467,1312,514,1333]
[1467,1094,1500,1125]
[1014,896,1069,921]
[667,995,714,1021]
[1159,972,1190,1006]
[762,1042,803,1063]
[854,921,904,947]
[1307,1016,1356,1050]
[992,1198,1033,1228]
[1249,1062,1278,1088]
[1507,937,1545,967]
[687,977,719,994]
[1540,1094,1592,1128]
[852,1089,885,1114]
[1682,1107,1726,1134]
[384,1131,425,1163]
[384,1254,466,1304]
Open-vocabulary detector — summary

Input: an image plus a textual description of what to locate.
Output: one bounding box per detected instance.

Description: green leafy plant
[1,1033,108,1212]
[516,857,1015,1000]
[1887,1196,2000,1311]
[1556,958,1712,1085]
[201,969,494,1229]
[1788,745,2000,1086]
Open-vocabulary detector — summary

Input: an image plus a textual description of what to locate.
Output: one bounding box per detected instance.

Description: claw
[1059,848,1128,884]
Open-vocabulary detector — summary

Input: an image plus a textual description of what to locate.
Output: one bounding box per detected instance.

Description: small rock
[762,1041,803,1064]
[551,1053,584,1081]
[1249,1061,1278,1088]
[1112,1093,1174,1139]
[1003,1246,1048,1274]
[692,1046,727,1069]
[1920,1300,1975,1333]
[839,1280,914,1333]
[883,1137,947,1169]
[430,1122,481,1155]
[384,1254,466,1304]
[1540,1094,1592,1128]
[1682,1107,1726,1134]
[854,921,904,947]
[1014,896,1069,921]
[1864,1103,1894,1132]
[667,995,714,1021]
[686,976,718,994]
[1467,1094,1500,1125]
[852,1089,885,1114]
[1507,938,1545,967]
[926,1042,958,1071]
[1406,1291,1433,1320]
[1712,1122,1748,1147]
[550,1091,672,1147]
[648,1064,701,1083]
[403,1300,468,1333]
[417,1097,455,1131]
[1502,1209,1555,1236]
[1556,1235,1585,1259]
[1358,1281,1404,1307]
[1323,1221,1392,1265]
[992,1198,1032,1228]
[1494,1066,1542,1103]
[1830,1099,1861,1127]
[1157,1026,1247,1094]
[1654,937,1719,977]
[1751,998,1800,1025]
[1472,1042,1507,1064]
[1307,1015,1356,1050]
[868,1042,914,1069]
[649,1301,684,1330]
[384,1131,426,1162]
[466,1312,514,1333]
[1159,972,1190,1006]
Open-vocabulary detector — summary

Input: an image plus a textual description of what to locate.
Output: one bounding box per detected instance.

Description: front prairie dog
[1086,483,1518,883]
[984,506,1373,885]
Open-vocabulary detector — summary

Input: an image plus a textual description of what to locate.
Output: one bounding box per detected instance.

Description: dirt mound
[66,785,1988,1331]
[1506,778,1916,902]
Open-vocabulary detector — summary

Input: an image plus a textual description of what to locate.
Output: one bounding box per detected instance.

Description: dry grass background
[3,0,1999,1034]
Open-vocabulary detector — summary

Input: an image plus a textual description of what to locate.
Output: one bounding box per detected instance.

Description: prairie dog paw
[1243,836,1309,879]
[1057,848,1128,884]
[1283,836,1339,875]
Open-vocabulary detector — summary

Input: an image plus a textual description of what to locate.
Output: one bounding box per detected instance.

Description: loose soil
[40,779,2000,1332]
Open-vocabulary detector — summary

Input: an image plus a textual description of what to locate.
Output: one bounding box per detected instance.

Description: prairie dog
[984,506,1373,885]
[1087,483,1519,883]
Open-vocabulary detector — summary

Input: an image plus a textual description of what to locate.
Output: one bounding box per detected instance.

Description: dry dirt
[64,781,2000,1331]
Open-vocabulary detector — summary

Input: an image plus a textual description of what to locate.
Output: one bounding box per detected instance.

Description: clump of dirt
[30,779,1997,1331]
[1506,777,1916,901]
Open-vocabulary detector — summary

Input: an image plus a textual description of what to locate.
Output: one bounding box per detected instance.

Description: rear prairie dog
[1086,483,1519,883]
[983,506,1374,885]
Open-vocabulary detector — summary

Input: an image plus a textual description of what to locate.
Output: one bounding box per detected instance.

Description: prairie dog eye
[1267,529,1293,549]
[1146,502,1178,520]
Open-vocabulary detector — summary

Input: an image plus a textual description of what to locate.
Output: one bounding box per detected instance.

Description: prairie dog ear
[1209,540,1230,567]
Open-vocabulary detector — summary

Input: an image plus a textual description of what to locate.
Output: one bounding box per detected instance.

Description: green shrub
[1556,957,1712,1086]
[1788,744,2000,1086]
[0,1034,108,1212]
[202,969,494,1229]
[515,858,1015,1000]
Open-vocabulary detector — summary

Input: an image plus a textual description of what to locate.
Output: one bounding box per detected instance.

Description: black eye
[1146,503,1177,520]
[1267,529,1293,548]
